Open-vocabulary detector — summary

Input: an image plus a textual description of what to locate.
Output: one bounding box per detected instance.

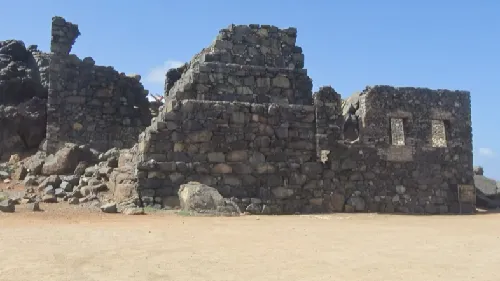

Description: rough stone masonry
[2,16,474,215]
[135,24,474,214]
[46,17,152,154]
[1,16,154,160]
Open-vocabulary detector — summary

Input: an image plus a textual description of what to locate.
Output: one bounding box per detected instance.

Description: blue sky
[1,1,498,178]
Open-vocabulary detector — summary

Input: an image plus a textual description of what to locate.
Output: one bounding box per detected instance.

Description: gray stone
[473,166,483,175]
[42,144,90,175]
[42,194,57,203]
[27,202,41,212]
[60,175,80,186]
[329,193,345,212]
[227,150,248,162]
[272,76,290,88]
[245,203,262,214]
[55,188,66,198]
[261,204,272,214]
[23,176,38,186]
[346,196,365,212]
[44,185,55,195]
[178,182,225,212]
[11,166,27,180]
[68,197,79,204]
[100,202,118,213]
[123,207,144,215]
[0,171,9,180]
[73,161,88,176]
[84,166,98,177]
[301,162,323,176]
[38,175,62,190]
[60,181,73,192]
[396,185,406,194]
[0,199,15,213]
[207,152,225,163]
[80,186,93,197]
[271,187,293,199]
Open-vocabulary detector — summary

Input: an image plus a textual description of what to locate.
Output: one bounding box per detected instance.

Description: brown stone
[212,164,232,174]
[11,166,27,181]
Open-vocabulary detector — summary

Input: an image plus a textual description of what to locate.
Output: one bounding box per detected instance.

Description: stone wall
[210,24,303,68]
[137,99,319,210]
[166,25,312,105]
[344,86,474,213]
[134,24,474,214]
[46,16,152,154]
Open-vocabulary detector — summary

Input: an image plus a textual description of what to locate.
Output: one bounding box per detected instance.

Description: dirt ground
[1,204,499,281]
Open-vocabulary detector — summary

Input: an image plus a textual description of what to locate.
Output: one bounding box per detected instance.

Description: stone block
[207,152,226,163]
[212,163,233,174]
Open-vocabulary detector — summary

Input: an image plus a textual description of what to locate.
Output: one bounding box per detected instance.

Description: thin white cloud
[479,147,495,157]
[145,60,184,84]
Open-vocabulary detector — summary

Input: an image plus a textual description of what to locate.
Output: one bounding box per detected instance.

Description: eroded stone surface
[133,24,473,215]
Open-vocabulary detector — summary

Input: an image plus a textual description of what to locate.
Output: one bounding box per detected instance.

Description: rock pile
[0,143,143,214]
[0,40,49,160]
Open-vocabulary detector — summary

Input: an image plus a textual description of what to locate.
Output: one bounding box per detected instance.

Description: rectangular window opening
[390,118,405,146]
[431,119,448,148]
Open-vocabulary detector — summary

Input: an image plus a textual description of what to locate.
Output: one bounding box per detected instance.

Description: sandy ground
[1,205,500,281]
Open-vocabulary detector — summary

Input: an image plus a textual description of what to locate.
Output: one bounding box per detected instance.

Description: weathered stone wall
[167,63,312,104]
[137,99,319,210]
[208,24,303,68]
[340,86,474,213]
[166,25,312,105]
[135,24,474,214]
[46,17,152,154]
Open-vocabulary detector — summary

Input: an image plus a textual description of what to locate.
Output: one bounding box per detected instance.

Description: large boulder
[178,182,234,214]
[100,202,117,213]
[0,198,15,213]
[0,40,49,160]
[41,143,94,175]
[23,151,46,175]
[0,97,47,159]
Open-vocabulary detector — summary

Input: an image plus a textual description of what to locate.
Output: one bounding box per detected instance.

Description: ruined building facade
[135,24,474,214]
[46,17,152,154]
[4,16,474,214]
[1,17,152,160]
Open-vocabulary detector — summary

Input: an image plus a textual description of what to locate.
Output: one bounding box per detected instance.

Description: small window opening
[431,119,447,147]
[390,118,405,146]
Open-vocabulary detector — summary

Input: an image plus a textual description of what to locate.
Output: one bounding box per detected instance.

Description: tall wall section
[166,24,313,105]
[46,17,152,154]
[334,86,474,213]
[135,24,474,214]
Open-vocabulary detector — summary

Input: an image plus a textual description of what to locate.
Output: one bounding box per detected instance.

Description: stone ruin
[0,17,152,161]
[0,17,475,215]
[47,17,152,154]
[135,24,474,214]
